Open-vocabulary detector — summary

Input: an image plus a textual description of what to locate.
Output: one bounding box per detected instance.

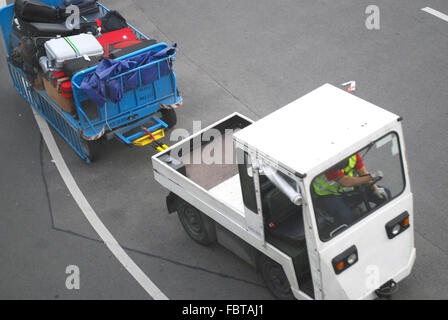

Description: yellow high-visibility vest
[313,155,358,196]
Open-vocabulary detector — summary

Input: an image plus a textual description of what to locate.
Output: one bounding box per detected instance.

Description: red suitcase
[59,81,73,99]
[51,71,73,98]
[103,39,143,58]
[96,27,137,49]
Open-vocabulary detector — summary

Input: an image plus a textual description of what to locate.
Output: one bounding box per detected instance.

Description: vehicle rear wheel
[259,255,295,300]
[160,108,177,129]
[81,137,105,163]
[81,139,97,162]
[177,203,216,245]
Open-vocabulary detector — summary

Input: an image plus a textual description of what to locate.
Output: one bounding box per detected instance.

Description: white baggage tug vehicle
[152,84,415,300]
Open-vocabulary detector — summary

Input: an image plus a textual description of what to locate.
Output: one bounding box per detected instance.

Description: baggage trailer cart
[0,0,182,162]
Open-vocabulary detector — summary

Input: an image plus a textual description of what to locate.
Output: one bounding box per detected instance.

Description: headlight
[332,246,358,275]
[386,212,410,239]
[347,253,357,265]
[392,224,401,236]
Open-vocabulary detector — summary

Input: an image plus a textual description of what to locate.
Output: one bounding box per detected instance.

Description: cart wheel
[177,203,216,245]
[81,138,101,163]
[258,255,295,300]
[160,108,177,129]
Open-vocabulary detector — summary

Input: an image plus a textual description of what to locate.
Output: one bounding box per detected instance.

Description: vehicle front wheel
[258,255,295,300]
[160,108,177,129]
[177,203,216,246]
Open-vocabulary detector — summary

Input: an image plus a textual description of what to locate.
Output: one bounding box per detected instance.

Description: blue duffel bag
[80,44,177,106]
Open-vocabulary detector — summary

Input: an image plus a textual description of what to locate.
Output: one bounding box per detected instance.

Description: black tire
[177,203,216,245]
[258,255,295,300]
[81,139,95,162]
[160,108,177,129]
[81,138,103,163]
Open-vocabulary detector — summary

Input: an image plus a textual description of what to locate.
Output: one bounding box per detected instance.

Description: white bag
[44,33,103,69]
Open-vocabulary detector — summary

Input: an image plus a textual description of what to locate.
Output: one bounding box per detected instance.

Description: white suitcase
[44,33,104,69]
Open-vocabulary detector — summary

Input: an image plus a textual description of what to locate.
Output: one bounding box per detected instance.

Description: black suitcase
[108,39,158,59]
[57,0,99,18]
[100,10,128,32]
[15,18,99,37]
[62,56,103,77]
[15,0,64,23]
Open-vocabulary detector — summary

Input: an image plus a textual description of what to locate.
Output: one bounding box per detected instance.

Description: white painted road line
[31,108,168,300]
[421,7,448,23]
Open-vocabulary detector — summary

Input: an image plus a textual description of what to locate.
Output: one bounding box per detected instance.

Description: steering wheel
[352,175,383,210]
[361,174,382,188]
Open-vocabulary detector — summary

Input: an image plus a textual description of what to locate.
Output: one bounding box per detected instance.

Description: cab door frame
[299,179,325,299]
[250,151,317,299]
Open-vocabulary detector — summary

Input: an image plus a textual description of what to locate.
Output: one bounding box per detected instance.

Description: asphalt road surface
[0,0,447,299]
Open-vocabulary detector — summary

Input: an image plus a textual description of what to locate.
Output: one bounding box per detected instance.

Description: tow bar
[375,280,399,299]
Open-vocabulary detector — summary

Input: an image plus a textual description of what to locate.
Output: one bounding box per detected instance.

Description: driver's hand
[373,187,389,201]
[369,170,384,181]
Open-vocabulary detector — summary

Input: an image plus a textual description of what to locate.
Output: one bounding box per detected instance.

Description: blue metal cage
[0,1,182,162]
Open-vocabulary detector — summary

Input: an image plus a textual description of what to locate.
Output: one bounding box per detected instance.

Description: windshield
[311,132,406,241]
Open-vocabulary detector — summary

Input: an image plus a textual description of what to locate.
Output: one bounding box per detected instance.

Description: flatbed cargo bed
[153,113,253,227]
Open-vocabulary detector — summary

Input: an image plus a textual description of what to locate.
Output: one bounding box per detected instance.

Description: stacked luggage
[9,0,159,114]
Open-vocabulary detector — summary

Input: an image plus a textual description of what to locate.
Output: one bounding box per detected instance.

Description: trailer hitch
[375,280,399,300]
[140,126,169,152]
[112,115,168,148]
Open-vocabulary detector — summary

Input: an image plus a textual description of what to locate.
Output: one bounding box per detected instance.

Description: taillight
[386,211,410,239]
[332,246,358,275]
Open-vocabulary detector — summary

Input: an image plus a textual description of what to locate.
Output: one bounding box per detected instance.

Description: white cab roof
[233,83,400,176]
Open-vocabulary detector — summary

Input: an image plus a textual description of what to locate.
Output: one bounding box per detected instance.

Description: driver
[312,153,391,225]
